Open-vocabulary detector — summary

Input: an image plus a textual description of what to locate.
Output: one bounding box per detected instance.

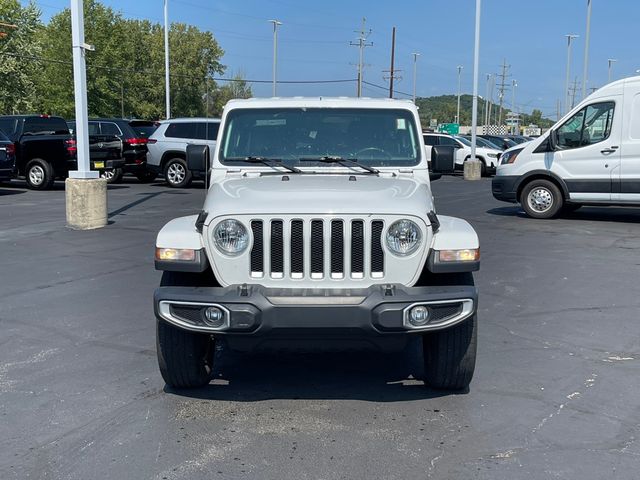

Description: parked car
[146,118,221,188]
[67,118,159,183]
[506,135,534,144]
[0,115,76,189]
[153,97,480,391]
[479,135,518,150]
[0,128,16,182]
[492,75,640,218]
[461,134,503,150]
[423,133,502,175]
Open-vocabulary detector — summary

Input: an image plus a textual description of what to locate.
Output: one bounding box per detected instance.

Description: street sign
[439,123,459,135]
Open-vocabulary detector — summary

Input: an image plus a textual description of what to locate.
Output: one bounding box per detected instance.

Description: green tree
[209,71,252,116]
[0,1,42,114]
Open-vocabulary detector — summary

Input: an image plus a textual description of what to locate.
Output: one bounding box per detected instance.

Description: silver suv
[146,117,221,187]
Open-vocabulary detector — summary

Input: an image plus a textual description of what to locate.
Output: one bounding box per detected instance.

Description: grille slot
[330,220,344,277]
[290,220,304,277]
[351,220,364,277]
[270,220,284,276]
[371,220,384,276]
[310,220,324,277]
[247,218,389,281]
[250,220,263,275]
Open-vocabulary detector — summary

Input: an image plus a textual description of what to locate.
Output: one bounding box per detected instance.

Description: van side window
[556,101,615,149]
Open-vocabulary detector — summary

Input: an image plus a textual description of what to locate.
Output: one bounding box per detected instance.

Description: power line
[362,80,412,98]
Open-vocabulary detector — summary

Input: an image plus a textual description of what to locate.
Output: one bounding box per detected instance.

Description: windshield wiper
[299,156,379,174]
[225,156,301,173]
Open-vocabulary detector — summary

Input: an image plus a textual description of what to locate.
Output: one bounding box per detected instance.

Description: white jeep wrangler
[154,97,480,391]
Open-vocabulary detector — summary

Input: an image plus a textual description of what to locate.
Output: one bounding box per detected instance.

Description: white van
[492,76,640,218]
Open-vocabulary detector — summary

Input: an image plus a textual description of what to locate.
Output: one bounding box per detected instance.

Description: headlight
[500,148,524,165]
[386,219,422,256]
[213,219,249,256]
[487,153,498,158]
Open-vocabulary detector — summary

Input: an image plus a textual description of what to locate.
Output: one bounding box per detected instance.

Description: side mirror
[431,145,455,175]
[548,130,557,151]
[186,144,209,173]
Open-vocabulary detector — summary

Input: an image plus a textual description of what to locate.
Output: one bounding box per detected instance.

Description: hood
[203,173,433,217]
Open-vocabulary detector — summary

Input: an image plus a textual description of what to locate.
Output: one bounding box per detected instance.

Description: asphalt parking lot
[1,175,639,479]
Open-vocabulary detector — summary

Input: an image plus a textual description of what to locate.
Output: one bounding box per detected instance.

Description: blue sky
[34,0,640,119]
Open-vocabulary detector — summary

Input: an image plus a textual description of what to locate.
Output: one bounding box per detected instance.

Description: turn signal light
[155,248,196,261]
[437,249,480,262]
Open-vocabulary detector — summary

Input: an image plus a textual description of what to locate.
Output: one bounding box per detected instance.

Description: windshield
[219,108,421,167]
[454,136,472,146]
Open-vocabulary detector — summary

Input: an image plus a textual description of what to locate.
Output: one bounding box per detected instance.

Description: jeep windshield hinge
[427,211,440,233]
[195,210,208,233]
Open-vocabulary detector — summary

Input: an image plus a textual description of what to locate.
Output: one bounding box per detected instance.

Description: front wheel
[164,158,192,188]
[422,314,477,390]
[520,179,564,219]
[156,320,214,388]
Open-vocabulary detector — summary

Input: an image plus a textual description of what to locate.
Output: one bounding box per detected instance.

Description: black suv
[67,119,159,183]
[0,128,16,181]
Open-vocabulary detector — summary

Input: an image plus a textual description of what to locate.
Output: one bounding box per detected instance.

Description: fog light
[409,305,430,326]
[204,307,225,328]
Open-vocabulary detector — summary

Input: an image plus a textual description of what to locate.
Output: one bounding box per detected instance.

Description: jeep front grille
[250,218,385,280]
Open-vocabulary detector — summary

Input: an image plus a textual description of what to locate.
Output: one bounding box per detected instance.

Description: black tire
[156,271,214,388]
[422,273,477,390]
[157,320,214,389]
[520,179,564,219]
[101,167,123,184]
[163,158,192,188]
[135,170,158,183]
[25,159,55,190]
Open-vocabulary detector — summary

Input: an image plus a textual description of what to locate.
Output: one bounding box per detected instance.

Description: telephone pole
[569,77,580,109]
[496,59,510,128]
[383,27,402,98]
[350,18,372,98]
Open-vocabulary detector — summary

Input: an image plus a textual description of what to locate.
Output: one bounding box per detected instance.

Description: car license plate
[94,161,104,169]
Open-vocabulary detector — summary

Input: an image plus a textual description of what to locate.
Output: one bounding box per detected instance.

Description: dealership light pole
[582,0,592,98]
[411,52,420,102]
[164,0,170,119]
[607,58,617,83]
[67,0,106,230]
[484,73,492,130]
[269,19,282,96]
[511,79,518,134]
[456,65,463,124]
[565,34,579,114]
[469,0,481,165]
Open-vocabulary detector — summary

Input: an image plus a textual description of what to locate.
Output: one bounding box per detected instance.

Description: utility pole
[269,19,282,96]
[496,59,510,129]
[456,65,463,124]
[483,74,490,131]
[163,0,171,119]
[564,34,579,114]
[411,52,420,103]
[488,73,495,127]
[121,82,124,118]
[607,58,617,83]
[383,27,401,98]
[350,18,372,98]
[569,77,579,109]
[470,0,481,164]
[582,0,592,99]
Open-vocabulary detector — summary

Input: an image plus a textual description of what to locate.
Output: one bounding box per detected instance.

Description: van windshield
[219,108,421,167]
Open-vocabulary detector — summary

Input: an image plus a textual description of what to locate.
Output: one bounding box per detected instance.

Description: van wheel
[25,159,55,190]
[164,158,192,188]
[135,170,157,183]
[520,179,564,219]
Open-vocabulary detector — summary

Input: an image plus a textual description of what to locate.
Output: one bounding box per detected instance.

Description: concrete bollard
[463,159,483,181]
[65,178,108,230]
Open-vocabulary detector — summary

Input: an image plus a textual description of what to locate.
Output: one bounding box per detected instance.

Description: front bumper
[491,175,519,203]
[154,283,478,337]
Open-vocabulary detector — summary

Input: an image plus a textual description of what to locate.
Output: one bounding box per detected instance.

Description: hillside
[415,94,554,129]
